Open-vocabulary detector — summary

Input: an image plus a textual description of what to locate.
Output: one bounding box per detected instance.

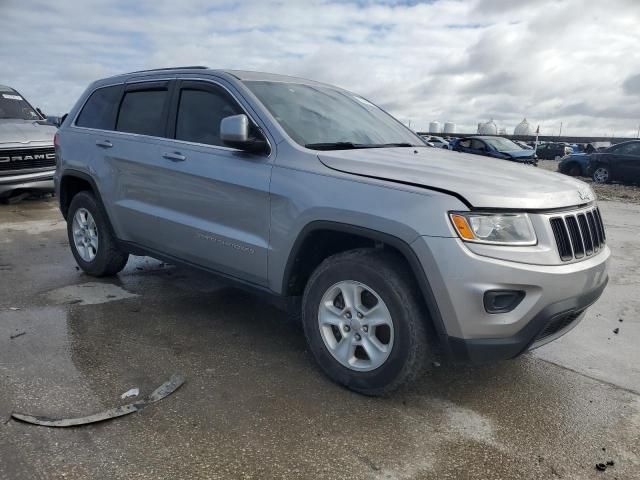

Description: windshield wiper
[305,142,367,150]
[305,142,416,151]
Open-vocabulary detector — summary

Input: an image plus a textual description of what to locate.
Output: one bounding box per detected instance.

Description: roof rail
[128,66,209,74]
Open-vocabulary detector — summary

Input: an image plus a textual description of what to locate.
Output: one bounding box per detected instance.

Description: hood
[318,147,594,210]
[502,149,535,159]
[0,119,56,146]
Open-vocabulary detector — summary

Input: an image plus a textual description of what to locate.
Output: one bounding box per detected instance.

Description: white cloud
[2,0,639,136]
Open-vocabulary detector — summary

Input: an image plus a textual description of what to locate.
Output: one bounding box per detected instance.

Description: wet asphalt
[0,197,638,480]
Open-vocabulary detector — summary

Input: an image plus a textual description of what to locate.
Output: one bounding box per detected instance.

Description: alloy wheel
[72,208,99,262]
[317,280,394,372]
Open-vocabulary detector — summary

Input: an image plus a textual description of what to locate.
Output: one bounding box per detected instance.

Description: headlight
[449,212,537,245]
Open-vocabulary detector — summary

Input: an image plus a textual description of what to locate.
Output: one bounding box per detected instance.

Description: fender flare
[282,220,448,342]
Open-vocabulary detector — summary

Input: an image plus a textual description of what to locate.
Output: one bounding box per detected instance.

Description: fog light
[483,290,525,314]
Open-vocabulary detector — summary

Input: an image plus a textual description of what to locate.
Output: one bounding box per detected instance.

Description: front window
[0,90,40,120]
[244,81,423,149]
[484,137,521,152]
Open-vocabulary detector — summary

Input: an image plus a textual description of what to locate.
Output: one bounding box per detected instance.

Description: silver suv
[55,67,609,395]
[0,84,57,199]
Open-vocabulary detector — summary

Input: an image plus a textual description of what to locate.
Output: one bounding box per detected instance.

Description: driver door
[126,79,274,286]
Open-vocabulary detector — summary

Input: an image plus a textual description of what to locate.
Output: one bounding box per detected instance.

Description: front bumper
[0,170,55,197]
[411,236,610,363]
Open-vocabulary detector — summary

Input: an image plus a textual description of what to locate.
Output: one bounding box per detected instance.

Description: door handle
[96,140,113,148]
[162,152,186,162]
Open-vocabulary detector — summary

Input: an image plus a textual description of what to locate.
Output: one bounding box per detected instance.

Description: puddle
[45,282,139,305]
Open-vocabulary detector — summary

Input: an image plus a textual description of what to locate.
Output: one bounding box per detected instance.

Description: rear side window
[175,88,242,146]
[76,85,122,130]
[116,89,167,137]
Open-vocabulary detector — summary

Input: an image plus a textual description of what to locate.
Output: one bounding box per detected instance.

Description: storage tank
[429,121,440,133]
[443,122,456,134]
[478,119,498,135]
[514,118,531,136]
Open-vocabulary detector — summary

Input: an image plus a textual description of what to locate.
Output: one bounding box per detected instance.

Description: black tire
[592,165,611,184]
[301,248,430,396]
[67,191,129,276]
[567,164,581,177]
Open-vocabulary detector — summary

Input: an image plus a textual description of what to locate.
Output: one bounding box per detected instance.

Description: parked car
[558,153,590,177]
[536,142,573,160]
[55,67,609,395]
[513,140,533,150]
[452,136,537,164]
[420,135,449,149]
[587,140,640,184]
[0,84,57,200]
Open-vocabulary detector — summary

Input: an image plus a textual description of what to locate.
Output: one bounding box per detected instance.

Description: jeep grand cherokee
[55,67,609,395]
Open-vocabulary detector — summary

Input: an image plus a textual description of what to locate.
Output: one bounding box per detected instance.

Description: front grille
[549,207,606,262]
[0,147,56,172]
[535,310,583,342]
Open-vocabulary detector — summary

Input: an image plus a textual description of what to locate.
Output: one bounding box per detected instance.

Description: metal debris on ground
[120,388,140,399]
[613,328,619,334]
[9,331,26,340]
[11,374,184,428]
[595,463,607,471]
[9,307,20,311]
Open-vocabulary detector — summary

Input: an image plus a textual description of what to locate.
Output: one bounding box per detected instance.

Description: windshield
[484,137,521,152]
[0,90,41,120]
[244,81,423,149]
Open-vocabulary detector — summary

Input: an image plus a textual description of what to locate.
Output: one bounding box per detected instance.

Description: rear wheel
[67,191,129,276]
[592,166,610,183]
[302,249,430,396]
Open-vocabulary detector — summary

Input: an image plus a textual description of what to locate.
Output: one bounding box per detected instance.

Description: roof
[100,66,332,88]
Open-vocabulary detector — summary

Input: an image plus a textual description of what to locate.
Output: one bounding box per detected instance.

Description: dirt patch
[538,160,640,205]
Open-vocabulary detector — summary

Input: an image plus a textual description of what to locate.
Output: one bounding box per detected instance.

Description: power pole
[559,122,562,137]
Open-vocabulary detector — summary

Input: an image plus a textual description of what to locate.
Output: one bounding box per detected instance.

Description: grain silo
[478,119,498,135]
[429,121,440,133]
[443,122,456,134]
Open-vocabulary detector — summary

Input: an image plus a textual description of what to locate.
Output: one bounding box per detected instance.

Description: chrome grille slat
[550,207,605,262]
[0,147,56,172]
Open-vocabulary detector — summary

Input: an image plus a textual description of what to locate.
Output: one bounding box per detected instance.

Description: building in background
[514,118,531,135]
[478,119,498,135]
[429,121,440,133]
[443,122,456,134]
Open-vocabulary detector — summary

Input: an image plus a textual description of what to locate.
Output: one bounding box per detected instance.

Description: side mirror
[220,114,268,154]
[46,115,63,128]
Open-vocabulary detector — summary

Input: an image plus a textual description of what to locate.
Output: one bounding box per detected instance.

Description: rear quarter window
[76,85,122,130]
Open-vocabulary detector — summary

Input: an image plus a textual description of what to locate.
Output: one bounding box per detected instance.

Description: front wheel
[301,249,430,396]
[592,166,610,183]
[567,164,581,177]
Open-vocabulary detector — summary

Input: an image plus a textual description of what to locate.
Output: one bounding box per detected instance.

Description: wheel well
[284,227,443,344]
[59,175,95,219]
[284,229,419,299]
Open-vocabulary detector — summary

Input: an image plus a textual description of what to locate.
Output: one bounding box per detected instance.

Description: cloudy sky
[2,0,640,137]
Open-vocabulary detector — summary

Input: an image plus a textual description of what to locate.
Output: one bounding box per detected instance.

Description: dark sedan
[587,140,640,184]
[451,136,537,164]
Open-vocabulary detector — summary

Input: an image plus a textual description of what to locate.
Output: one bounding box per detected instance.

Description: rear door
[130,78,273,285]
[104,79,173,243]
